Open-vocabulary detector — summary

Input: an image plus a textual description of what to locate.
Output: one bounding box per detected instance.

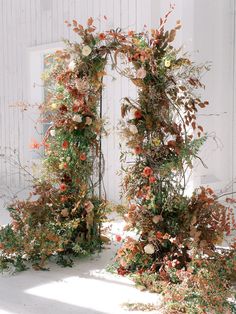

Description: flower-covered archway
[1,10,236,312]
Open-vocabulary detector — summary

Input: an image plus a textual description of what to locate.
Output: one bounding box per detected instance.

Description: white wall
[0,0,235,215]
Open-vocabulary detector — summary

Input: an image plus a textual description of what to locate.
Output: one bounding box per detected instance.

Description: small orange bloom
[98,33,106,40]
[156,231,163,239]
[30,138,41,149]
[143,166,153,177]
[62,140,69,149]
[80,152,87,161]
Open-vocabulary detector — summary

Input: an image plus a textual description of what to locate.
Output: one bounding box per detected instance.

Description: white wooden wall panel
[0,0,235,210]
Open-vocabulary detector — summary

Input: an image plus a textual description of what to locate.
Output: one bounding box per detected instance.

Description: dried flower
[129,124,138,134]
[149,176,156,183]
[85,117,93,125]
[143,167,153,177]
[84,201,94,213]
[68,60,76,71]
[115,235,122,242]
[61,208,69,217]
[59,183,67,191]
[50,129,56,137]
[164,59,171,67]
[51,103,58,110]
[152,215,163,224]
[62,140,69,149]
[82,45,92,56]
[134,146,143,155]
[30,139,40,149]
[80,152,87,161]
[136,67,147,79]
[144,244,155,254]
[134,110,142,119]
[72,114,82,123]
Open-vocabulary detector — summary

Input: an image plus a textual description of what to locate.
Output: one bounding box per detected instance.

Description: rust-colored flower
[156,231,163,239]
[134,110,142,119]
[143,166,153,177]
[80,152,87,161]
[62,140,69,149]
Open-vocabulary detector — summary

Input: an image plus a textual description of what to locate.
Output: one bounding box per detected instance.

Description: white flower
[136,67,146,79]
[51,103,57,110]
[85,117,93,125]
[152,215,163,224]
[72,114,82,123]
[164,59,171,68]
[129,124,138,134]
[68,60,76,71]
[66,156,71,162]
[50,129,56,137]
[144,244,155,255]
[59,163,65,170]
[82,45,92,56]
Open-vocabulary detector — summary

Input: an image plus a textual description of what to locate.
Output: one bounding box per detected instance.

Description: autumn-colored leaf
[191,121,196,130]
[72,20,78,27]
[87,17,94,26]
[168,29,176,42]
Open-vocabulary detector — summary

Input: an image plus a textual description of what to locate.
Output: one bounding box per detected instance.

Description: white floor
[0,215,161,314]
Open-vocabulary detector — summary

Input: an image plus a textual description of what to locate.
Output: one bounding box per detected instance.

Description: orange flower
[60,183,67,191]
[62,140,69,149]
[99,33,106,40]
[134,145,142,155]
[30,138,40,149]
[143,166,153,177]
[156,231,163,239]
[80,152,87,161]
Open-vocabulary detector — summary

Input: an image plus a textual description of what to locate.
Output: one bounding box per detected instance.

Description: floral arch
[1,12,236,313]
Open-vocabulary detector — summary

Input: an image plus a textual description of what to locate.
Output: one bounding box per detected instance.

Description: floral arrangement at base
[0,7,235,313]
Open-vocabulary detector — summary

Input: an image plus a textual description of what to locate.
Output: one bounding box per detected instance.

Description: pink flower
[134,146,143,155]
[149,176,156,183]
